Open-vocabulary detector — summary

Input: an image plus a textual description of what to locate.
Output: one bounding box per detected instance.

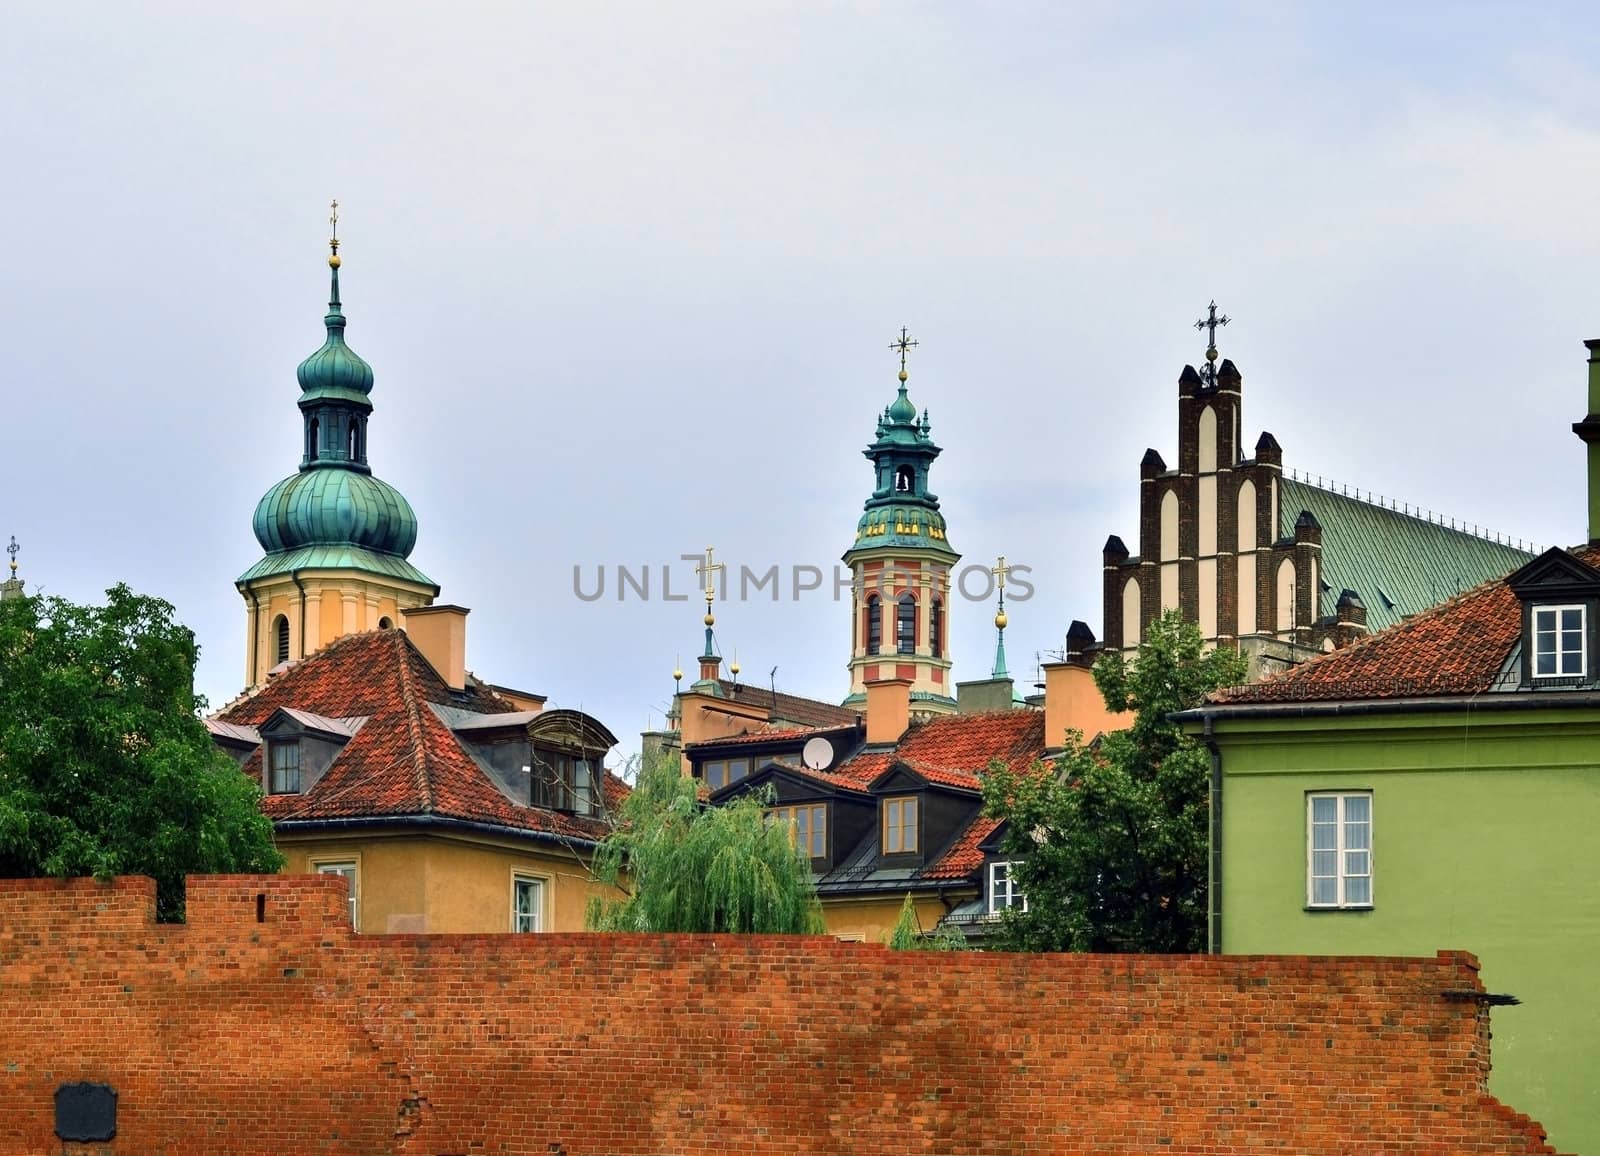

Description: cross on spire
[695,545,725,606]
[6,535,17,576]
[889,327,919,379]
[992,554,1011,598]
[329,199,340,249]
[1193,299,1231,387]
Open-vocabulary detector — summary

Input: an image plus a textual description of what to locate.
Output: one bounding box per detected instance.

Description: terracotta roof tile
[922,816,1002,880]
[215,630,623,842]
[712,680,859,728]
[1207,550,1587,705]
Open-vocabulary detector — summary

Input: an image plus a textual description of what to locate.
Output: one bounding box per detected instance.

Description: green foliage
[885,892,967,951]
[586,753,826,934]
[982,610,1246,953]
[0,585,283,920]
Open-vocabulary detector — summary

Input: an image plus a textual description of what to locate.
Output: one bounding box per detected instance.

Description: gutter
[271,813,603,852]
[1175,688,1600,726]
[246,585,261,686]
[1203,714,1222,955]
[290,569,307,660]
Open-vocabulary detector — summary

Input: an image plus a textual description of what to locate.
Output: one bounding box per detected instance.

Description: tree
[981,610,1246,953]
[885,892,966,951]
[0,585,283,919]
[586,753,826,933]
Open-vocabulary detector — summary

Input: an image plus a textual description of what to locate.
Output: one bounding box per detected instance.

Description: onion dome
[252,468,419,557]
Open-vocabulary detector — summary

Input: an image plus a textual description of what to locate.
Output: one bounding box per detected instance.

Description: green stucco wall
[1212,706,1600,1155]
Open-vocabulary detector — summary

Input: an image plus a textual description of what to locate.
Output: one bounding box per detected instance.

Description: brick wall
[0,876,1561,1155]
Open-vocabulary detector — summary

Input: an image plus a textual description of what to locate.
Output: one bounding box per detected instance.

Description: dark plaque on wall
[55,1082,117,1142]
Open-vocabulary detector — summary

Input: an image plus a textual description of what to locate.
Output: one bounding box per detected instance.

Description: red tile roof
[694,723,856,748]
[921,815,1003,880]
[1208,551,1565,704]
[713,680,859,728]
[215,630,625,843]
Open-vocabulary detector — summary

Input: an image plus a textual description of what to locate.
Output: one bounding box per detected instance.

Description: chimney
[864,676,912,746]
[1042,624,1130,753]
[400,604,469,690]
[1573,339,1600,546]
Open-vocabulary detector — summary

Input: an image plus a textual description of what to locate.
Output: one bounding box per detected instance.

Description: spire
[991,555,1011,678]
[1,535,23,601]
[326,197,344,324]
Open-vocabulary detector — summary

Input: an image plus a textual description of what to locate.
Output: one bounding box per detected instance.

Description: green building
[1180,336,1600,1155]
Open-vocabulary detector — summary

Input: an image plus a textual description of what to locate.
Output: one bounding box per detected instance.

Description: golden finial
[328,198,341,267]
[673,656,683,683]
[730,649,741,678]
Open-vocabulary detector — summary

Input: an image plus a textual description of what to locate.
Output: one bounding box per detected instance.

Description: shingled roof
[1208,547,1600,705]
[214,630,625,842]
[1280,477,1533,633]
[711,679,860,728]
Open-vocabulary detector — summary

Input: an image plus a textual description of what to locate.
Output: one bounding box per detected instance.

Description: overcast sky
[4,2,1599,762]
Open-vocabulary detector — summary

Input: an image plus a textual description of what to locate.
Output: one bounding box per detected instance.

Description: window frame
[510,871,547,933]
[865,594,882,655]
[267,738,302,794]
[881,794,920,855]
[1305,791,1373,910]
[988,860,1028,915]
[770,802,828,862]
[895,593,917,655]
[312,858,360,931]
[1531,603,1587,680]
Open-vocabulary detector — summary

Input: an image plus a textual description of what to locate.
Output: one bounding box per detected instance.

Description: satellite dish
[802,736,834,771]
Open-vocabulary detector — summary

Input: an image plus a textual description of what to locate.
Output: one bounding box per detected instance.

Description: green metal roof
[236,544,436,589]
[1279,478,1533,633]
[252,466,420,558]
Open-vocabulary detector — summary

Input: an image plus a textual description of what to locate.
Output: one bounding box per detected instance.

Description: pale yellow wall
[822,894,956,945]
[1043,660,1133,750]
[279,829,622,933]
[1238,554,1257,635]
[239,569,434,686]
[1198,557,1217,638]
[1197,405,1217,473]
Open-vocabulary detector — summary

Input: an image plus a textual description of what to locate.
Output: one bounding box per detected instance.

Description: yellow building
[215,217,625,932]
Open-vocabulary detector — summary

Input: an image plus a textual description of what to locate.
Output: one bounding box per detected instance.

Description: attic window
[882,795,919,854]
[268,740,302,794]
[1533,605,1586,678]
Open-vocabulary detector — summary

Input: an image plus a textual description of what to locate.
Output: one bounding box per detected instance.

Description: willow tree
[586,754,825,934]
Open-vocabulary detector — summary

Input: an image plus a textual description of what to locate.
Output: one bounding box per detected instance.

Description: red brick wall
[0,876,1561,1155]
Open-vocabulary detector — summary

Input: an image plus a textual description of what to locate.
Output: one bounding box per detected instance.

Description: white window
[1533,604,1586,678]
[1307,793,1372,908]
[512,874,545,933]
[315,861,359,930]
[988,861,1027,914]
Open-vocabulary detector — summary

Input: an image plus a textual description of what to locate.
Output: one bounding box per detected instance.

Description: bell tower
[842,330,960,717]
[237,204,438,687]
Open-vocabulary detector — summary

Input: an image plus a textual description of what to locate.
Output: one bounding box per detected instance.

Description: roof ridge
[1282,470,1540,553]
[393,631,435,814]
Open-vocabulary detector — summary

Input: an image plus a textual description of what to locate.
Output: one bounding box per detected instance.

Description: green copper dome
[295,263,375,408]
[239,232,433,590]
[252,467,418,556]
[845,363,957,560]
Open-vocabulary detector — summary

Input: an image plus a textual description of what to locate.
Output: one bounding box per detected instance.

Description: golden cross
[889,327,919,375]
[992,555,1011,592]
[329,198,340,253]
[695,546,725,604]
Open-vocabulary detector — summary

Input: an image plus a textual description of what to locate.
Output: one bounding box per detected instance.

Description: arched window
[273,615,290,664]
[378,616,393,630]
[895,465,913,493]
[348,421,359,461]
[308,417,319,462]
[930,597,943,658]
[865,595,882,655]
[897,593,916,654]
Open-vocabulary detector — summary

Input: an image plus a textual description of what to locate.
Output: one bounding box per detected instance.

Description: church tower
[842,331,960,717]
[237,206,438,686]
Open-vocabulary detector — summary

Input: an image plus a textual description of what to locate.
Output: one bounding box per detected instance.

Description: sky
[4,2,1599,763]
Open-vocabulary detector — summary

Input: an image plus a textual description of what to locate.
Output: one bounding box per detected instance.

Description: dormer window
[1507,548,1600,689]
[268,739,302,794]
[882,795,919,854]
[1533,605,1586,678]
